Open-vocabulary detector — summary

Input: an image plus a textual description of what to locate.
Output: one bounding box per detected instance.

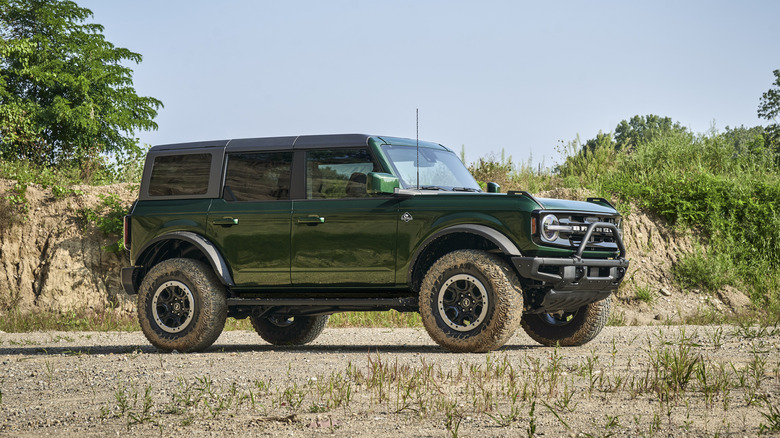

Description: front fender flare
[407,224,521,285]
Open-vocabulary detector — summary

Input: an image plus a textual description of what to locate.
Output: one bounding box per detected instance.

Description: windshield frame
[380,144,482,192]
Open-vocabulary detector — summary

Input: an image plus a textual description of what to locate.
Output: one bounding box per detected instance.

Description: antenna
[416,108,420,190]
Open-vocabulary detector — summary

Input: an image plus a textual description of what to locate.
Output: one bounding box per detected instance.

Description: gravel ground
[0,326,778,437]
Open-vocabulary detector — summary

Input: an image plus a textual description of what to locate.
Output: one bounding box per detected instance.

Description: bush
[557,125,780,310]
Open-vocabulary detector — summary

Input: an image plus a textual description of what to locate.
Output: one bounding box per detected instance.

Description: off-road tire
[138,258,227,352]
[250,314,329,346]
[419,249,523,353]
[520,296,611,346]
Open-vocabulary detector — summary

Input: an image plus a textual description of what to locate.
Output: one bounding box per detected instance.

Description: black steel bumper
[512,222,629,313]
[512,255,629,292]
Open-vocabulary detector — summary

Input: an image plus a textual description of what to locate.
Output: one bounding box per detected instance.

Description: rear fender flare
[136,231,234,286]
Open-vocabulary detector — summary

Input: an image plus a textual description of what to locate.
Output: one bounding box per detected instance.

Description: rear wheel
[520,296,611,346]
[250,314,329,346]
[138,258,227,352]
[419,249,523,353]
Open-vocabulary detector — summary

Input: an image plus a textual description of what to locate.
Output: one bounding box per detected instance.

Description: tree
[758,69,780,151]
[613,114,688,151]
[0,0,162,167]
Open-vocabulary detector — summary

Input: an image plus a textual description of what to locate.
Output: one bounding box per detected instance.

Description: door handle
[212,217,239,226]
[297,215,325,225]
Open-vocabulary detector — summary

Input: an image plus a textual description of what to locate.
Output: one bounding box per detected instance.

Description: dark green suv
[122,134,628,353]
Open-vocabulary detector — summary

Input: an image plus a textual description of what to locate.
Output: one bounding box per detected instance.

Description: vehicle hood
[534,197,618,215]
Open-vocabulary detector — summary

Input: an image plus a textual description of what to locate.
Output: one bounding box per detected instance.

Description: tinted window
[224,152,293,201]
[148,154,211,196]
[306,149,380,199]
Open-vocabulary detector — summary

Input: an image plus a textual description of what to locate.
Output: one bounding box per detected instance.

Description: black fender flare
[407,224,522,285]
[136,231,235,286]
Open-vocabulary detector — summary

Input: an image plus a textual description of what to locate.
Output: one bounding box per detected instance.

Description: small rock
[659,287,672,297]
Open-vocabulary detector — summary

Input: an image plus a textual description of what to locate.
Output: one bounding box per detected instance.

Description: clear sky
[78,0,780,167]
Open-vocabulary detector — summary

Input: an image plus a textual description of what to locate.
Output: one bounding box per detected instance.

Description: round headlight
[541,214,559,242]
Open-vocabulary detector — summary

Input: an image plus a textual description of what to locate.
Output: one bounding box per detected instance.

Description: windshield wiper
[419,185,446,191]
[452,187,481,192]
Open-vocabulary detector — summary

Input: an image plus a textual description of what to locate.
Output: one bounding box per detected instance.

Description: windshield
[381,145,482,191]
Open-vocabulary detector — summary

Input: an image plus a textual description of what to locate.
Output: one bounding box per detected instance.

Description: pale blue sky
[79,0,779,166]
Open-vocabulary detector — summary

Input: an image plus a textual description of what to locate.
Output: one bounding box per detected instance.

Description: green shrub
[77,194,129,252]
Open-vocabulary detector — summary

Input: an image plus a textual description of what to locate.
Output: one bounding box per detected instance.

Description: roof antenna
[416,108,420,190]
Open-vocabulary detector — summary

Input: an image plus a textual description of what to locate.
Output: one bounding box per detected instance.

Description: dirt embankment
[0,180,137,314]
[0,181,753,320]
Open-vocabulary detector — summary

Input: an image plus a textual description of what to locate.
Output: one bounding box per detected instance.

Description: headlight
[541,214,559,242]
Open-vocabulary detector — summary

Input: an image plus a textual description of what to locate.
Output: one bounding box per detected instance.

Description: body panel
[206,198,292,286]
[291,198,399,285]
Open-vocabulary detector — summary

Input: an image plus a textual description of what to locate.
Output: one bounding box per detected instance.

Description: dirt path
[0,326,778,437]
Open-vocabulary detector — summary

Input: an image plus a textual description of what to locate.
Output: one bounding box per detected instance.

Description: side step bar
[226,297,418,309]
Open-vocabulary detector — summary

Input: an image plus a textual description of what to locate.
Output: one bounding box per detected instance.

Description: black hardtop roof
[150,134,372,152]
[148,134,447,153]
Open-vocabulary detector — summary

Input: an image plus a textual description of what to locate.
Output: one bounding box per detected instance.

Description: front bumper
[512,256,629,292]
[512,221,629,313]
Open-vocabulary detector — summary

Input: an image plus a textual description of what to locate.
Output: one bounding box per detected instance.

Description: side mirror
[487,182,501,193]
[367,172,400,195]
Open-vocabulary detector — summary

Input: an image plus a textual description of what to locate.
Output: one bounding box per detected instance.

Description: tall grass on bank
[551,130,780,310]
[602,133,780,309]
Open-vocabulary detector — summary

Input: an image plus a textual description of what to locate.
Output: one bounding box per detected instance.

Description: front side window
[224,151,293,201]
[148,153,211,196]
[381,145,481,191]
[306,149,380,199]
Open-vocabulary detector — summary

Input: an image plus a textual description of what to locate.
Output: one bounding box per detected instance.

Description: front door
[291,148,398,285]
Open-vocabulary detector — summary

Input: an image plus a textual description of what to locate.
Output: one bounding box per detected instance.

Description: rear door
[206,151,293,286]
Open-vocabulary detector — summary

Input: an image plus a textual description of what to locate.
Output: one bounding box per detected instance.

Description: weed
[759,397,780,434]
[635,284,655,304]
[44,360,55,383]
[487,403,521,427]
[126,385,155,428]
[444,402,464,438]
[526,400,537,438]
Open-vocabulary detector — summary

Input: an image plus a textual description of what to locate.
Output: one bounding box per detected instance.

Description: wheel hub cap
[437,274,488,332]
[152,280,195,333]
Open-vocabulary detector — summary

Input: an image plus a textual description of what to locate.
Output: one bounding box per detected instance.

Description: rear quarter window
[148,154,212,196]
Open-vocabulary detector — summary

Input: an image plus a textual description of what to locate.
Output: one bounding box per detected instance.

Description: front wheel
[250,314,329,346]
[138,258,227,352]
[419,249,523,353]
[520,296,611,346]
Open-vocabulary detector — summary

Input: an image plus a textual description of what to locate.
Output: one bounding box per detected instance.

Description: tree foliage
[0,0,162,166]
[758,69,780,123]
[758,69,780,151]
[613,114,688,151]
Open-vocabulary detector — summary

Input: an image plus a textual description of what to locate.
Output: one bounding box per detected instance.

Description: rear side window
[224,151,293,201]
[148,154,212,196]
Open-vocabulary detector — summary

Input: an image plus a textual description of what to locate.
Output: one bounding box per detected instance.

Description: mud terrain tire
[521,296,611,346]
[250,314,329,346]
[138,258,227,352]
[419,249,523,353]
